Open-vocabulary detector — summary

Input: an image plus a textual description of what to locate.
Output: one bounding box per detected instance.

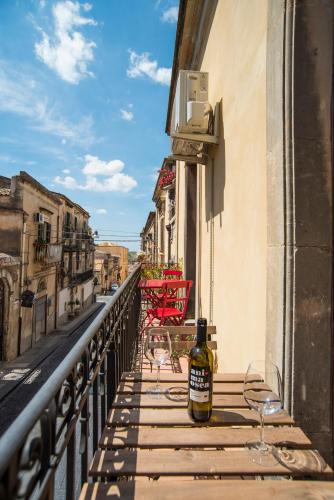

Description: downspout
[196,164,202,318]
[54,214,60,330]
[209,155,214,326]
[18,212,26,357]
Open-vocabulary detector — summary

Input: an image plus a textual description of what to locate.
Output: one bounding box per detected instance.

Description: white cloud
[120,108,134,121]
[95,208,107,214]
[54,154,137,193]
[161,6,178,23]
[127,50,171,86]
[54,173,137,193]
[62,168,70,174]
[0,61,95,145]
[35,1,97,84]
[82,154,124,175]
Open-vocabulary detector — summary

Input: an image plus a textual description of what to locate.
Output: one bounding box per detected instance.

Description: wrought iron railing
[0,265,141,499]
[71,269,94,284]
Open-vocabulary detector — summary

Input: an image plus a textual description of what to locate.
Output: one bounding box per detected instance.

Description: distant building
[96,243,128,282]
[94,251,120,294]
[54,193,95,326]
[0,172,62,359]
[140,211,156,263]
[0,171,95,360]
[151,158,176,265]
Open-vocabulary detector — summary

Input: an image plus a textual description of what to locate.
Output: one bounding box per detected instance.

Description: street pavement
[0,300,106,437]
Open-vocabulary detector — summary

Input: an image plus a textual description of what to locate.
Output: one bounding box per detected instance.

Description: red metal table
[138,279,166,308]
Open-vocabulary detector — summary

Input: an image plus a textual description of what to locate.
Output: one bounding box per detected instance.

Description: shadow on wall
[205,102,225,228]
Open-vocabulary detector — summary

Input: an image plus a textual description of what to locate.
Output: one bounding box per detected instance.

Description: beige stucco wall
[201,0,267,371]
[175,0,268,372]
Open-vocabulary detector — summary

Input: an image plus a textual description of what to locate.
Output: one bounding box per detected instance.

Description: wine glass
[144,327,172,398]
[243,360,283,466]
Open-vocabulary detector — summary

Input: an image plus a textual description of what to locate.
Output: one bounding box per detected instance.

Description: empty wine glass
[144,327,172,398]
[243,360,283,466]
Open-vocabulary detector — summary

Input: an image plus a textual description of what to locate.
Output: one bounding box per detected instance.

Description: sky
[0,0,178,250]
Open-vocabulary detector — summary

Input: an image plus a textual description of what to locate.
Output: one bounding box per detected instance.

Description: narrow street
[0,299,106,437]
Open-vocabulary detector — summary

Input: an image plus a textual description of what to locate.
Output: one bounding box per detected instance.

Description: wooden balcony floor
[80,327,333,499]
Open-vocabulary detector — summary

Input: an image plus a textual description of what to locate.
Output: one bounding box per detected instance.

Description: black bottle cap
[197,318,207,342]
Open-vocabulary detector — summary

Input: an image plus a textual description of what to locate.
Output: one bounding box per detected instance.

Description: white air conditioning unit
[34,213,45,223]
[173,70,211,135]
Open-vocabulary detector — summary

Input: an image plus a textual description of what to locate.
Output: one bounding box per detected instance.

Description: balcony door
[34,295,47,341]
[185,164,197,317]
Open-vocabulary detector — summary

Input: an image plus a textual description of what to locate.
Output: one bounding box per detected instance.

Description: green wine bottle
[188,318,213,422]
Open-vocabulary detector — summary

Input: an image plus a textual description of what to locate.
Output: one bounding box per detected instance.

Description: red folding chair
[144,280,193,330]
[162,269,183,279]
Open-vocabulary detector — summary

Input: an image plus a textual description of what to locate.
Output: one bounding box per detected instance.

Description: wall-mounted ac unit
[34,213,45,223]
[170,70,220,158]
[173,70,210,135]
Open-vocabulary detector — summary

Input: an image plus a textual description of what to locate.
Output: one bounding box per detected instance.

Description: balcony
[0,265,332,499]
[34,242,62,264]
[71,269,94,284]
[0,266,141,499]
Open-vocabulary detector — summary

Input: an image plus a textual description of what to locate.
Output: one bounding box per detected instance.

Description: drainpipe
[196,165,202,318]
[54,214,60,330]
[18,212,27,356]
[196,152,215,324]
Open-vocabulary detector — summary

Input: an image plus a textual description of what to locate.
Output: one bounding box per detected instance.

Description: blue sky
[0,0,178,250]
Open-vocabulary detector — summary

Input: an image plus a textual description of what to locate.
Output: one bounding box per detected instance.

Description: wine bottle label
[189,365,211,403]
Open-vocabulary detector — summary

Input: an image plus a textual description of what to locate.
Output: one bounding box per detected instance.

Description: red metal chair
[144,280,193,330]
[162,269,183,279]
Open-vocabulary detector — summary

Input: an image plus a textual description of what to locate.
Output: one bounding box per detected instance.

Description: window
[65,212,71,227]
[45,222,51,243]
[37,222,51,243]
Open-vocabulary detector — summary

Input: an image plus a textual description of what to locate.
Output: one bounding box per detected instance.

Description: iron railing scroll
[0,265,141,500]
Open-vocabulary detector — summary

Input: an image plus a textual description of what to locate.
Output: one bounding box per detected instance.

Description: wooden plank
[112,393,247,409]
[80,480,334,500]
[99,425,311,449]
[148,326,216,336]
[121,372,260,383]
[107,408,294,427]
[117,380,245,394]
[89,449,332,478]
[148,340,217,350]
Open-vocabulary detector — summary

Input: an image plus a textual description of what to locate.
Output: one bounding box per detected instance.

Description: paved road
[0,301,105,437]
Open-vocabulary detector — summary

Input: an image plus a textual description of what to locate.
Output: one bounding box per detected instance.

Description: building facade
[140,212,156,263]
[94,251,120,294]
[161,0,334,463]
[96,243,128,282]
[152,158,177,265]
[0,172,95,359]
[55,194,95,326]
[0,172,62,358]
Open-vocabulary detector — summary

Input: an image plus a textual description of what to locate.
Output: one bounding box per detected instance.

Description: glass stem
[259,413,266,451]
[156,364,160,388]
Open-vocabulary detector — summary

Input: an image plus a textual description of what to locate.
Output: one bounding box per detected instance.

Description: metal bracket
[171,100,221,146]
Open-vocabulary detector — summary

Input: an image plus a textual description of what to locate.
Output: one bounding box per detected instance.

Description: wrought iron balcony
[34,242,62,264]
[71,269,94,284]
[0,266,141,499]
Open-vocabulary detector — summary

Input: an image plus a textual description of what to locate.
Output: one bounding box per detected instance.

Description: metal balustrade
[0,265,141,500]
